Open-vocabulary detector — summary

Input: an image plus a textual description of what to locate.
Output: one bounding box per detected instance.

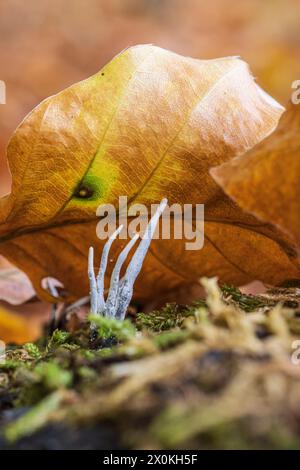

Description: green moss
[77,366,97,381]
[47,329,71,351]
[221,285,266,312]
[2,281,300,449]
[136,301,206,332]
[95,347,116,358]
[4,390,65,443]
[24,343,41,359]
[0,359,22,370]
[89,315,136,341]
[153,329,190,350]
[33,362,72,390]
[82,350,97,360]
[58,343,80,351]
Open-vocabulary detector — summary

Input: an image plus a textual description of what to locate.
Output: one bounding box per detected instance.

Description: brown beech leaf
[211,102,300,256]
[0,255,35,305]
[0,45,297,304]
[0,305,41,344]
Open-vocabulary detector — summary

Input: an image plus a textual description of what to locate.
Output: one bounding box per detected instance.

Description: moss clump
[89,315,136,341]
[33,362,72,390]
[221,284,267,312]
[1,280,300,450]
[47,330,71,351]
[0,359,22,370]
[153,329,190,350]
[77,366,97,382]
[4,390,66,443]
[136,301,206,332]
[24,343,41,359]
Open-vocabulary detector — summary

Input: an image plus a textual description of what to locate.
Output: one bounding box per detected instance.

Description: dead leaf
[0,305,41,344]
[0,255,35,305]
[211,102,300,255]
[0,45,297,304]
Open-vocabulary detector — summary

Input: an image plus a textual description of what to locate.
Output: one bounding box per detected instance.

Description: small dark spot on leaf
[74,184,94,199]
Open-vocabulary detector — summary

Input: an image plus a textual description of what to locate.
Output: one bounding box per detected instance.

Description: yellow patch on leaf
[0,305,41,344]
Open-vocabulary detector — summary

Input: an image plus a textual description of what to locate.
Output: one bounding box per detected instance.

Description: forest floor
[1,279,300,450]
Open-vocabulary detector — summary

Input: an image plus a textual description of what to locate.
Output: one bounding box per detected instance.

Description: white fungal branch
[88,198,167,321]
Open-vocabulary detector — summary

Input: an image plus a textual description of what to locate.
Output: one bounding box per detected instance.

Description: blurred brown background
[0,0,300,196]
